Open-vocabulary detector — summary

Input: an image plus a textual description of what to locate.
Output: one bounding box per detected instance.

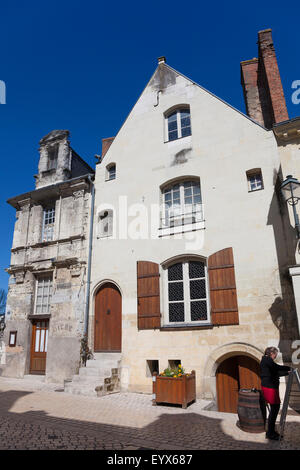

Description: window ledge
[28,314,51,321]
[160,323,213,331]
[164,135,192,144]
[248,187,264,193]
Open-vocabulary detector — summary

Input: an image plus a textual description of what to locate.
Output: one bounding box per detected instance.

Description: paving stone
[0,377,299,450]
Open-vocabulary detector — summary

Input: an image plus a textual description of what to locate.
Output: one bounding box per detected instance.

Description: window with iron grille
[42,207,55,242]
[161,180,203,228]
[166,108,191,142]
[165,260,209,325]
[35,277,53,314]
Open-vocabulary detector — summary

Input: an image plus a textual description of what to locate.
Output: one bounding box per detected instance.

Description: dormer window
[47,144,59,170]
[165,107,191,142]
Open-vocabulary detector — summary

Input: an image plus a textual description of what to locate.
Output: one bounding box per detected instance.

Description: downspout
[83,174,95,336]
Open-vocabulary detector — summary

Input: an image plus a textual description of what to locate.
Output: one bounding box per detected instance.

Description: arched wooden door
[216,355,261,413]
[94,283,122,352]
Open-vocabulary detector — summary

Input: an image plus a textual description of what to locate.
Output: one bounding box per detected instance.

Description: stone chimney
[241,29,288,128]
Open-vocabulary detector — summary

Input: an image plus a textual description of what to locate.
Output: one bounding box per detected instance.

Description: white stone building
[87,30,299,412]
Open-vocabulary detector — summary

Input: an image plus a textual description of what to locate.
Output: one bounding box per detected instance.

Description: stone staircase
[64,353,121,397]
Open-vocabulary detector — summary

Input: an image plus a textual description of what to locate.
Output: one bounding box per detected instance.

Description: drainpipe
[83,174,95,337]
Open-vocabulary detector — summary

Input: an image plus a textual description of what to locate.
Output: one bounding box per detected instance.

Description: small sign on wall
[9,331,17,347]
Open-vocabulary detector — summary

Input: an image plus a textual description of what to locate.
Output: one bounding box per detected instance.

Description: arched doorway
[216,355,261,413]
[94,282,122,352]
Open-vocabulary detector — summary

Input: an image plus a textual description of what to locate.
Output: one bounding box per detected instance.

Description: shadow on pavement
[0,389,299,450]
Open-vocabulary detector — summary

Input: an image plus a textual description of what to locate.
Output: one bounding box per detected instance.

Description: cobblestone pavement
[0,377,299,450]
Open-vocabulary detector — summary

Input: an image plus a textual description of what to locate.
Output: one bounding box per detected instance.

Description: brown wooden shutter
[137,261,161,330]
[208,247,239,325]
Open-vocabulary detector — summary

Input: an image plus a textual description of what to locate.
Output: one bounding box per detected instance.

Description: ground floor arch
[216,355,261,413]
[203,343,263,413]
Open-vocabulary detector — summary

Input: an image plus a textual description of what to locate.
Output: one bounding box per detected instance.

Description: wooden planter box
[152,370,196,409]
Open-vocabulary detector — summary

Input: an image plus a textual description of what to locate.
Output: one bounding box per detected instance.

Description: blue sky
[0,0,299,292]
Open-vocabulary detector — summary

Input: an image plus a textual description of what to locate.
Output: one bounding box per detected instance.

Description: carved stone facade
[2,130,94,383]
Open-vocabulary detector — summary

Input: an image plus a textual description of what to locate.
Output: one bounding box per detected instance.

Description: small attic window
[165,107,191,142]
[106,163,116,181]
[246,169,264,192]
[47,144,59,170]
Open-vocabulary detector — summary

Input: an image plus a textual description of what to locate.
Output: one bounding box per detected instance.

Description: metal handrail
[160,206,204,229]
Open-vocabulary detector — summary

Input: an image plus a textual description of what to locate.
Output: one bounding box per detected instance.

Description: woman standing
[260,347,291,440]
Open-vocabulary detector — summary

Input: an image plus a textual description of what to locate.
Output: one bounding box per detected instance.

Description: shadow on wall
[267,165,299,362]
[0,389,299,450]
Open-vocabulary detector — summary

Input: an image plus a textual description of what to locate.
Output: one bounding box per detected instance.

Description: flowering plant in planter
[153,366,196,408]
[159,364,185,378]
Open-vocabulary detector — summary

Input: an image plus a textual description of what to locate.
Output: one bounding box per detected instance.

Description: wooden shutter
[137,261,161,330]
[208,247,239,325]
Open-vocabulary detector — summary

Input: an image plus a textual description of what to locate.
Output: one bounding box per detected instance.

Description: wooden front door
[30,320,49,374]
[216,355,261,413]
[94,283,122,352]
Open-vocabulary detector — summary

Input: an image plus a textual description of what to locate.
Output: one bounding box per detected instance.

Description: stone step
[86,359,120,369]
[79,367,112,377]
[64,353,122,397]
[92,352,122,361]
[64,383,98,397]
[23,375,45,382]
[72,375,105,385]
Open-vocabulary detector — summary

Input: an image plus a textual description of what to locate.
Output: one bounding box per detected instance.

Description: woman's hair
[264,346,278,357]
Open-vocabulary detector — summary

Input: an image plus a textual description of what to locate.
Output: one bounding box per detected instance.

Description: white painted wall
[90,63,290,397]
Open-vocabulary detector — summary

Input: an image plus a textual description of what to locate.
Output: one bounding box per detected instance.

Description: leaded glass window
[166,260,209,325]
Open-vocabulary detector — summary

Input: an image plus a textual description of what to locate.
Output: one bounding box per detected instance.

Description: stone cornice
[273,117,300,143]
[7,174,94,210]
[6,257,86,275]
[10,234,85,253]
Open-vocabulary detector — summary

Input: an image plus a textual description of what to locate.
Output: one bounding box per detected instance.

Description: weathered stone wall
[4,172,93,383]
[36,131,71,189]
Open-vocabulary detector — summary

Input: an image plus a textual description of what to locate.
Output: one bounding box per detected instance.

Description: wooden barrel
[237,389,266,433]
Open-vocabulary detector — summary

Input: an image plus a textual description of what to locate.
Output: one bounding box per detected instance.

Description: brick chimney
[101,137,115,158]
[241,29,288,128]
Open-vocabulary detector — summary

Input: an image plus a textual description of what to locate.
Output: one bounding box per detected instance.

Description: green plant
[159,364,185,378]
[80,334,93,367]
